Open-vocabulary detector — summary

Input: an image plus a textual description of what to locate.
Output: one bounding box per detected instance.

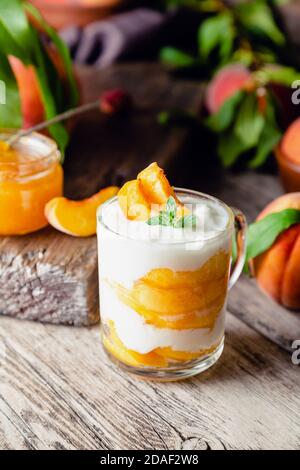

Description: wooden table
[1,65,300,451]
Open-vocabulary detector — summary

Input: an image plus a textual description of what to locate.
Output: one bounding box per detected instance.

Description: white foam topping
[99,194,230,244]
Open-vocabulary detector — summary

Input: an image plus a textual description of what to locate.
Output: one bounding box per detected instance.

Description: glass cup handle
[229,208,247,290]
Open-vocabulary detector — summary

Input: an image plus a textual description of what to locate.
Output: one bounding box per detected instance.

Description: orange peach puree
[0,145,63,235]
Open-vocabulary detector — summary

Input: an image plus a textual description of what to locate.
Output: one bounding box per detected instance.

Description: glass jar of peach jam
[0,131,63,235]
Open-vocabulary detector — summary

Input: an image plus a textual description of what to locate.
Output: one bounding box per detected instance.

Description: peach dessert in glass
[0,131,63,235]
[97,163,247,380]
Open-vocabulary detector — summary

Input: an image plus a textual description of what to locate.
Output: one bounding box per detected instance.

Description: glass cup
[97,188,247,381]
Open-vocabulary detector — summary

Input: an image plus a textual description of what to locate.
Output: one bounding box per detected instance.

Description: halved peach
[137,162,177,205]
[118,180,150,221]
[45,186,119,237]
[103,321,167,368]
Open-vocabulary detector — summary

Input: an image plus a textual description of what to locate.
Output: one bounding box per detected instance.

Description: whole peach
[254,193,300,309]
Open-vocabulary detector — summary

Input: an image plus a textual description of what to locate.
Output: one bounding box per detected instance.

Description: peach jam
[0,131,63,235]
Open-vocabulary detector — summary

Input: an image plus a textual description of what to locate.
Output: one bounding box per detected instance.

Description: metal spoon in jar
[1,89,131,149]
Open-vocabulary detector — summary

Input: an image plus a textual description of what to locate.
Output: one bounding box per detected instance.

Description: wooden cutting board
[0,63,204,326]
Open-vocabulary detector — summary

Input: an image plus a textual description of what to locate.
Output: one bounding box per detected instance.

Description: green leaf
[0,22,29,63]
[232,48,255,67]
[31,27,69,155]
[234,93,265,148]
[25,2,79,107]
[147,216,161,226]
[256,65,300,87]
[0,51,22,127]
[217,131,248,167]
[248,121,281,168]
[174,214,197,228]
[160,47,197,68]
[235,0,285,46]
[166,196,177,219]
[198,13,235,62]
[247,209,300,261]
[147,212,172,227]
[0,0,34,59]
[205,90,245,132]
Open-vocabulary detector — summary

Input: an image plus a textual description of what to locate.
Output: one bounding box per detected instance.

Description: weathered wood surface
[0,63,204,326]
[0,313,299,450]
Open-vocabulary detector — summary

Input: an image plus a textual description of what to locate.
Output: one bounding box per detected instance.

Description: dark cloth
[60,8,169,68]
[60,7,200,68]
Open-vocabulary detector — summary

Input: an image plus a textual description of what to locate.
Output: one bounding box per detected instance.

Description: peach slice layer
[109,250,229,329]
[45,186,119,237]
[103,322,168,368]
[156,345,219,362]
[118,162,178,221]
[112,283,226,329]
[104,321,219,367]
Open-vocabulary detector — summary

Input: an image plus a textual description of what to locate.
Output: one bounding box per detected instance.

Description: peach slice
[0,140,10,152]
[118,180,150,221]
[45,186,119,237]
[155,344,218,362]
[118,162,183,221]
[142,251,230,288]
[103,322,167,368]
[110,281,226,329]
[137,162,177,205]
[131,276,227,316]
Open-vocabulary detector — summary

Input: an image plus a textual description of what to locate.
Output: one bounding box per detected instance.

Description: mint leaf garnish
[147,196,197,229]
[166,196,177,219]
[174,214,197,229]
[147,216,161,226]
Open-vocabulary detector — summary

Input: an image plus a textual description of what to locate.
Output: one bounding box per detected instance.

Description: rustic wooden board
[0,64,204,326]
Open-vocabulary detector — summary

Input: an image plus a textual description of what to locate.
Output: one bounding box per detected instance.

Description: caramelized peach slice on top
[118,162,185,221]
[118,180,150,221]
[103,321,167,368]
[137,162,178,205]
[45,186,119,237]
[142,251,230,289]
